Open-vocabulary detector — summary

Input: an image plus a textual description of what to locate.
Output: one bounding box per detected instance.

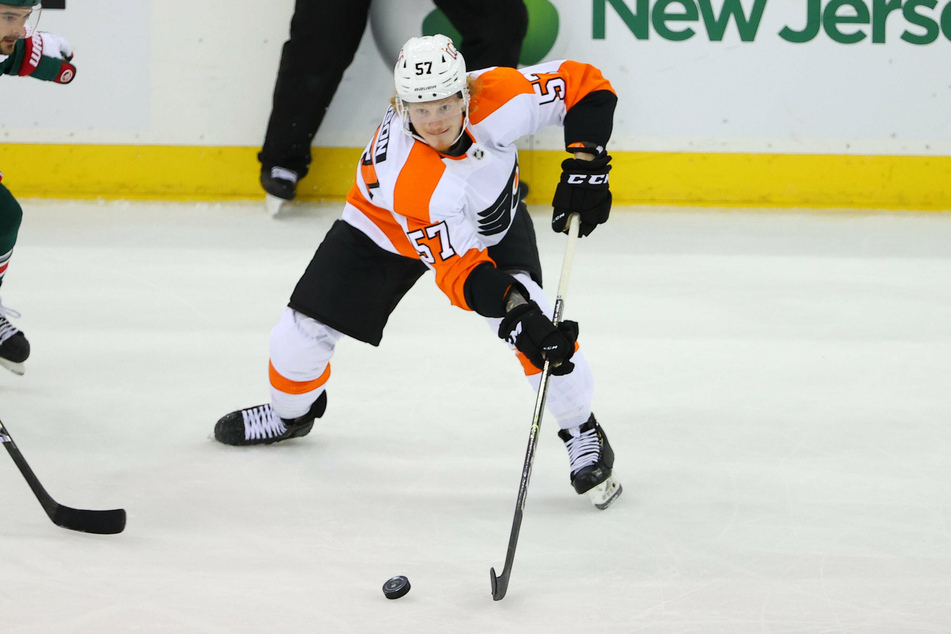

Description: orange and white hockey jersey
[342,60,616,312]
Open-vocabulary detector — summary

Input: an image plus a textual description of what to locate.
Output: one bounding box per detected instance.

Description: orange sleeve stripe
[346,184,419,259]
[433,247,495,311]
[515,341,581,376]
[556,60,616,111]
[394,144,444,224]
[269,361,331,395]
[469,67,534,125]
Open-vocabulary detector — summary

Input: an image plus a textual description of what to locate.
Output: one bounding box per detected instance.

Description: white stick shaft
[491,213,583,600]
[552,214,581,325]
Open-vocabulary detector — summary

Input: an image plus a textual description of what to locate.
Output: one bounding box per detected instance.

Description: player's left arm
[4,32,76,83]
[545,60,617,238]
[486,61,616,237]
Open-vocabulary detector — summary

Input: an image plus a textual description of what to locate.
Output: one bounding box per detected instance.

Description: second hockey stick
[490,213,581,601]
[0,417,126,535]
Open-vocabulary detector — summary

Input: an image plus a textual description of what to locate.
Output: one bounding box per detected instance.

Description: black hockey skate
[261,166,298,217]
[0,302,30,376]
[214,392,326,446]
[558,415,622,509]
[261,166,298,200]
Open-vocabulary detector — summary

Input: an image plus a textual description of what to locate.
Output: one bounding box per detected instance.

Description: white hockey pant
[268,308,342,420]
[269,272,594,428]
[484,272,594,430]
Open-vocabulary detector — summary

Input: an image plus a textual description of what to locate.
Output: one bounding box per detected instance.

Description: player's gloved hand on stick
[551,154,612,237]
[498,300,578,376]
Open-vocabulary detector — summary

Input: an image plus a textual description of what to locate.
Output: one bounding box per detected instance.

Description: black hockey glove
[551,154,612,237]
[498,301,579,376]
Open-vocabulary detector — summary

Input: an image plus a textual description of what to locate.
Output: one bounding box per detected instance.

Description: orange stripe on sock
[269,361,331,395]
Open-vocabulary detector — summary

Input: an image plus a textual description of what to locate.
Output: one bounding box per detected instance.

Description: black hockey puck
[383,575,411,599]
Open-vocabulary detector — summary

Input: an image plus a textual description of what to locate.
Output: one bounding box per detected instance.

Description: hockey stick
[490,213,581,601]
[0,417,126,534]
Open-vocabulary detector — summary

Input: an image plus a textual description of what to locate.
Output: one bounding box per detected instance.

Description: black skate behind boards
[215,392,327,446]
[261,167,298,217]
[260,168,297,201]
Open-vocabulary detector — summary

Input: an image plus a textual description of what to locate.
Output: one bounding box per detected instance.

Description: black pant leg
[258,0,372,177]
[434,0,528,70]
[289,221,428,346]
[488,202,542,288]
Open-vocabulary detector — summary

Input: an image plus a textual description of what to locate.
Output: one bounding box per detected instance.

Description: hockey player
[0,0,76,374]
[216,35,621,509]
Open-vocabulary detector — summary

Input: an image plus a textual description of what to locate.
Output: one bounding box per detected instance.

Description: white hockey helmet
[395,34,467,103]
[394,35,470,142]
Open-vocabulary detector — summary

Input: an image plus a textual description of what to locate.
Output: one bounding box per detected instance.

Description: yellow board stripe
[1,144,948,210]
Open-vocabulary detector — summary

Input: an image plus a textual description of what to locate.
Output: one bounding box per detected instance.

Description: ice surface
[1,200,949,633]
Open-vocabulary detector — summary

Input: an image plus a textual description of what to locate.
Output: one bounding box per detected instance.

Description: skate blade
[586,475,622,510]
[265,194,285,217]
[0,358,25,376]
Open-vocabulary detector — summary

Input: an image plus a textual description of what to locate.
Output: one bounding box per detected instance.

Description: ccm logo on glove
[551,154,613,238]
[566,173,609,185]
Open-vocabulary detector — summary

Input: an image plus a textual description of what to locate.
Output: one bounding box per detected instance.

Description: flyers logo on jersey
[476,163,519,237]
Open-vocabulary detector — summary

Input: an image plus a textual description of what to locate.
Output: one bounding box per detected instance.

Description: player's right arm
[0,32,75,83]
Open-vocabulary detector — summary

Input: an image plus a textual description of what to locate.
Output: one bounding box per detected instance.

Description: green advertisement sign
[594,0,951,44]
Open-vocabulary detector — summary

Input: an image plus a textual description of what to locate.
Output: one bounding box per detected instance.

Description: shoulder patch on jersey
[469,67,534,126]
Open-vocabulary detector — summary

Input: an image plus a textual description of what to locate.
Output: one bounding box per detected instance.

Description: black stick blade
[490,566,509,601]
[1,418,126,535]
[51,505,126,535]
